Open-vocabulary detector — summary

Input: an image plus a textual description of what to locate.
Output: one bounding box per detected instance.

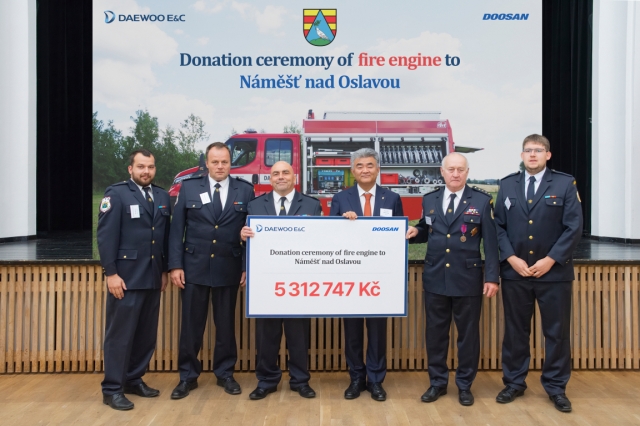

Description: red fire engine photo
[169,111,483,220]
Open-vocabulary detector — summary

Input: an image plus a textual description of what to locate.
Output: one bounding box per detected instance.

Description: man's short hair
[522,134,550,151]
[205,142,231,158]
[129,149,154,166]
[351,148,379,166]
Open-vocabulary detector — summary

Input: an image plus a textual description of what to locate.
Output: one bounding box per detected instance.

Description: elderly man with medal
[406,152,500,407]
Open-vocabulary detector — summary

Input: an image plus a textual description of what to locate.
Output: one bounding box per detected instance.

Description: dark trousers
[424,291,482,390]
[102,289,161,395]
[501,279,572,396]
[255,318,311,389]
[178,283,239,382]
[343,317,387,384]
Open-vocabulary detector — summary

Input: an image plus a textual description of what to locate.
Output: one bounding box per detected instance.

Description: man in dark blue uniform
[329,148,404,401]
[241,161,322,400]
[494,134,583,413]
[168,142,255,399]
[406,153,499,406]
[97,149,171,411]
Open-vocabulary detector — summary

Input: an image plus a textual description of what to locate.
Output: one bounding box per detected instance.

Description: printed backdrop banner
[93,0,541,186]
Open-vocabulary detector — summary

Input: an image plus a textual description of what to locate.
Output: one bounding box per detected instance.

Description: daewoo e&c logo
[255,225,306,232]
[104,10,115,23]
[103,10,186,24]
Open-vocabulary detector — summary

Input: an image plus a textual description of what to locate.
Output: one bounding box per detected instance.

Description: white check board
[246,216,408,317]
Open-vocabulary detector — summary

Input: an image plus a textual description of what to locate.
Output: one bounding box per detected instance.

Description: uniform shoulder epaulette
[235,176,254,186]
[501,171,521,180]
[550,169,574,179]
[423,186,441,196]
[300,192,319,201]
[471,186,492,197]
[252,192,268,200]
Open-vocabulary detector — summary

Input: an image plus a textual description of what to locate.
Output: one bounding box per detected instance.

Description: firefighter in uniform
[494,134,583,413]
[98,149,171,411]
[330,148,404,402]
[168,142,255,399]
[406,152,499,406]
[241,161,322,400]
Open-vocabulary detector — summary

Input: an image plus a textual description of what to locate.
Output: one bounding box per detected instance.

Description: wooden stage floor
[1,371,639,425]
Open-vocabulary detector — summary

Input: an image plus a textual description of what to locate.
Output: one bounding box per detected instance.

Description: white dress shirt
[524,168,546,198]
[132,179,153,201]
[209,175,229,209]
[442,186,465,214]
[357,185,376,215]
[273,189,295,215]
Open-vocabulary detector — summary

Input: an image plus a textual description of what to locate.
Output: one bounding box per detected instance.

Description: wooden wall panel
[0,264,639,373]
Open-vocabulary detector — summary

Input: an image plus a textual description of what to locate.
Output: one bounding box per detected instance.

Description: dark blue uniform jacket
[494,169,583,282]
[97,180,171,290]
[411,185,499,297]
[168,175,254,287]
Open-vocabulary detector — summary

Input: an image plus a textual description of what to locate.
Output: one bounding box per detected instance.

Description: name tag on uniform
[130,205,140,219]
[380,208,392,217]
[504,198,512,210]
[200,192,211,205]
[424,216,432,225]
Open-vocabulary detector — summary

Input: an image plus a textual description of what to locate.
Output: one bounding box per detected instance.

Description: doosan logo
[372,227,399,232]
[483,13,529,21]
[104,10,186,23]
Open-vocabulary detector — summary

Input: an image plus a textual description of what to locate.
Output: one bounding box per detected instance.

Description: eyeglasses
[523,148,546,154]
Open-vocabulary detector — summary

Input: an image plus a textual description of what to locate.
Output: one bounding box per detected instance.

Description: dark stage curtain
[35,1,592,234]
[543,0,593,234]
[37,0,93,234]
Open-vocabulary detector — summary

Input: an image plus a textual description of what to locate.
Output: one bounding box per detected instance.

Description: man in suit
[240,160,322,400]
[168,142,255,399]
[494,134,583,413]
[97,149,171,411]
[406,153,499,406]
[329,148,404,401]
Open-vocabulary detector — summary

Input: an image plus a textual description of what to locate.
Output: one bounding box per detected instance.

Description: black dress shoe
[344,380,367,400]
[421,386,447,402]
[291,384,316,398]
[123,382,160,398]
[496,386,524,403]
[249,386,277,400]
[217,376,242,395]
[458,390,474,406]
[103,393,134,411]
[367,382,387,401]
[549,393,572,412]
[171,381,198,400]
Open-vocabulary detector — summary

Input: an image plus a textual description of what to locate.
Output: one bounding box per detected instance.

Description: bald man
[241,161,322,400]
[407,153,499,406]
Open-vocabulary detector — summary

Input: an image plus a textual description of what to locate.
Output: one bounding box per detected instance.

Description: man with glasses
[494,134,583,413]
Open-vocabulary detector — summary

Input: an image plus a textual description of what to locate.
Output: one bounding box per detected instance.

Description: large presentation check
[246,216,408,318]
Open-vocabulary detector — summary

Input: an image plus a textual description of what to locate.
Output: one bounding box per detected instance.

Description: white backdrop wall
[592,0,640,240]
[0,0,37,239]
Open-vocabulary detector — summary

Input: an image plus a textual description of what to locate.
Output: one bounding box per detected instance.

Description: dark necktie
[527,176,536,209]
[278,197,287,216]
[446,193,456,223]
[213,183,222,220]
[143,186,153,212]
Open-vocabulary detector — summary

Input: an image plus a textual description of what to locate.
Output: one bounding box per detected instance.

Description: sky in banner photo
[93,0,541,180]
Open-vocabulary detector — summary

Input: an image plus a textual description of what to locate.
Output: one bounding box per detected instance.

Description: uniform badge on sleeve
[99,197,112,213]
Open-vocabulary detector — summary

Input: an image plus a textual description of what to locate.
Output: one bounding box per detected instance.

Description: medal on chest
[460,224,467,242]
